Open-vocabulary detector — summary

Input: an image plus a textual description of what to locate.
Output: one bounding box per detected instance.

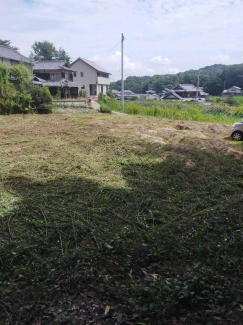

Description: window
[51,73,58,80]
[74,72,76,77]
[81,72,84,77]
[81,85,85,89]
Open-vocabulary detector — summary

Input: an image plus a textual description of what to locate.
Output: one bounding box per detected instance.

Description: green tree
[56,47,71,64]
[31,41,57,61]
[0,39,19,52]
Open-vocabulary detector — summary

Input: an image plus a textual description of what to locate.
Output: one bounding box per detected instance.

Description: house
[0,45,32,68]
[70,58,111,97]
[221,86,242,97]
[33,61,79,98]
[161,84,209,101]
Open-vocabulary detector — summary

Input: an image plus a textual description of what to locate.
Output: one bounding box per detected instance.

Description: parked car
[231,121,243,141]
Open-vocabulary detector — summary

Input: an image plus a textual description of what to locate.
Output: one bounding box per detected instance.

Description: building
[33,61,79,98]
[70,58,111,97]
[161,84,209,101]
[0,45,32,68]
[221,86,242,97]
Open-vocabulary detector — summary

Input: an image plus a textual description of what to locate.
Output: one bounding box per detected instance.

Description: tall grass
[101,99,243,124]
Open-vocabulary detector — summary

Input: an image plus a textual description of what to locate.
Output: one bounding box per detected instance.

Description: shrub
[98,92,104,101]
[52,88,61,100]
[226,96,241,106]
[29,86,52,109]
[79,90,87,98]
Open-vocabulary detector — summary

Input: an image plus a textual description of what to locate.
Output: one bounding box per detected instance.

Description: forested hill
[111,63,243,96]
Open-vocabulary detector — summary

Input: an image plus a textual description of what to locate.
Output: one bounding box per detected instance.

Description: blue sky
[1,0,243,80]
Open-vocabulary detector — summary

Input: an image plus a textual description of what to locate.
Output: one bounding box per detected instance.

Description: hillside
[111,63,243,96]
[0,111,242,324]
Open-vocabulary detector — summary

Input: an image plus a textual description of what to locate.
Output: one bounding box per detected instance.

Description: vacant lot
[0,111,242,324]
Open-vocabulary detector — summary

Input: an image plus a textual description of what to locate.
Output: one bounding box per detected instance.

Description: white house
[0,45,31,68]
[221,86,242,96]
[70,58,111,97]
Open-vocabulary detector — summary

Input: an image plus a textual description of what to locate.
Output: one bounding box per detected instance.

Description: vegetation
[79,89,87,98]
[100,98,243,124]
[0,64,52,114]
[0,39,19,52]
[0,112,242,324]
[111,63,243,96]
[30,41,71,64]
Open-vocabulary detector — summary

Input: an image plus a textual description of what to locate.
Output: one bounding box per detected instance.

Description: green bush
[29,86,52,109]
[79,90,87,98]
[226,96,241,106]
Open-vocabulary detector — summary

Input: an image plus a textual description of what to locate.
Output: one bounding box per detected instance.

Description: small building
[0,45,32,68]
[161,84,209,101]
[221,86,242,97]
[71,58,111,97]
[33,61,79,98]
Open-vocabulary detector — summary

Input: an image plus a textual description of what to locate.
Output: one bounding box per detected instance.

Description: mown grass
[0,113,243,324]
[100,98,243,124]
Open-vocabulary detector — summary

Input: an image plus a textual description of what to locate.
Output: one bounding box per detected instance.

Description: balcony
[97,76,110,85]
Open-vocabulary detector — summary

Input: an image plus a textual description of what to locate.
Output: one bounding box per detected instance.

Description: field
[0,110,243,324]
[100,98,243,124]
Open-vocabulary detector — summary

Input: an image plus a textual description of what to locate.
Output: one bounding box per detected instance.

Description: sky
[1,0,243,81]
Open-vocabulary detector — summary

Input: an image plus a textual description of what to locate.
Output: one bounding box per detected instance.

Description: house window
[81,72,84,77]
[50,73,58,80]
[74,72,76,77]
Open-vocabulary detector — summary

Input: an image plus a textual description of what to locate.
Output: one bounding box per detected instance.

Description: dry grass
[0,111,242,324]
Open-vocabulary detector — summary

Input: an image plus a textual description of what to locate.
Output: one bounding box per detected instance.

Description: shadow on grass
[0,148,243,324]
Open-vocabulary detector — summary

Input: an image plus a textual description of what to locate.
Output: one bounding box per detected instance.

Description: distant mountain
[111,63,243,96]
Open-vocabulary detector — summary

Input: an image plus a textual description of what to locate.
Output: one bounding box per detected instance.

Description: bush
[79,90,87,98]
[226,96,241,106]
[29,86,52,109]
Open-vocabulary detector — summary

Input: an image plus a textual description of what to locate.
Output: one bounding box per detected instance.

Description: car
[231,121,243,141]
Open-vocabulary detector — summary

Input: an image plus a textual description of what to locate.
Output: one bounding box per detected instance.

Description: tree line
[111,63,243,96]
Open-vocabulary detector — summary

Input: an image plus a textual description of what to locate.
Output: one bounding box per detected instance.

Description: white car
[231,121,243,141]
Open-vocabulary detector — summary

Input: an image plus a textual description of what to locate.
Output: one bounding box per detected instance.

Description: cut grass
[0,112,242,324]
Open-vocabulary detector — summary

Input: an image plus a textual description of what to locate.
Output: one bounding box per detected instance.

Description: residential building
[161,84,209,101]
[221,86,242,96]
[70,58,111,97]
[33,61,79,98]
[0,45,32,68]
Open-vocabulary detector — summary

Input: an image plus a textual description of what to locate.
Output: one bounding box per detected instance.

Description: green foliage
[111,63,243,96]
[98,92,104,101]
[79,90,87,98]
[102,98,243,124]
[226,96,241,106]
[29,86,52,109]
[52,88,62,100]
[0,39,19,52]
[0,64,52,114]
[31,41,71,64]
[99,97,117,113]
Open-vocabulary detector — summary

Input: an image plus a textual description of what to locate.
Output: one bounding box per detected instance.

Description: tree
[0,39,19,52]
[31,41,57,61]
[31,41,71,64]
[56,48,71,64]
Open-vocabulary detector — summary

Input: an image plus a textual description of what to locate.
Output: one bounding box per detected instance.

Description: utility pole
[121,33,125,112]
[195,70,200,102]
[224,80,226,91]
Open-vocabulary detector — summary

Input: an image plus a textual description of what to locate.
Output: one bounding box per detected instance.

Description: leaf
[105,243,113,249]
[172,316,177,324]
[105,305,110,315]
[116,313,123,323]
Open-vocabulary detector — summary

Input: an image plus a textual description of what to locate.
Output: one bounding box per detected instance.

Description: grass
[100,98,243,124]
[0,112,243,324]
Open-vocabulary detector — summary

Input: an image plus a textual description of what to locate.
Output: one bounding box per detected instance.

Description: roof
[174,84,198,92]
[230,86,241,90]
[32,77,79,88]
[71,57,111,74]
[0,45,31,64]
[33,60,75,71]
[162,91,183,100]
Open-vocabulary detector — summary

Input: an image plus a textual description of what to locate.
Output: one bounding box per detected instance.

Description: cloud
[210,54,230,63]
[0,0,243,80]
[150,56,171,65]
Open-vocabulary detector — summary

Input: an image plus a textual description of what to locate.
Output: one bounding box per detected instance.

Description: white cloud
[150,56,171,65]
[210,54,230,63]
[0,0,243,80]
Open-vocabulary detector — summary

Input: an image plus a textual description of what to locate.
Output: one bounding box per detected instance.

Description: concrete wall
[71,59,97,96]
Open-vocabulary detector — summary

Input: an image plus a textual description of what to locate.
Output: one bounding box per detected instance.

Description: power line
[96,40,121,63]
[129,20,243,42]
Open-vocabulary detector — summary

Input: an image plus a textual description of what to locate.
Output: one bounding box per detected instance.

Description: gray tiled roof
[41,79,79,88]
[175,84,198,92]
[33,60,74,71]
[0,45,31,64]
[71,58,111,74]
